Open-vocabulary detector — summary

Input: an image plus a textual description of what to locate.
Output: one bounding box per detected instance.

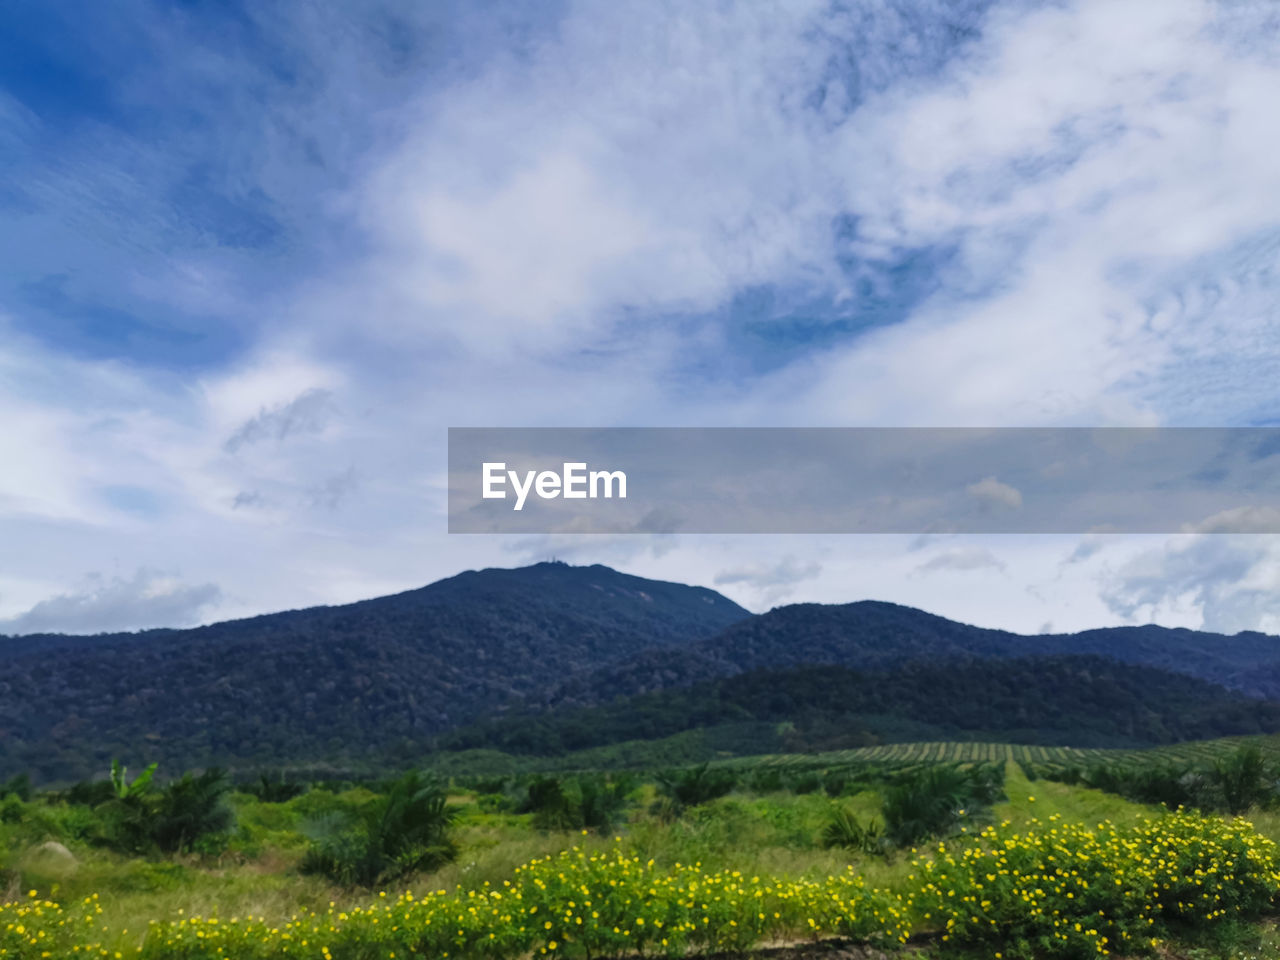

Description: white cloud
[5,0,1280,636]
[1188,506,1280,534]
[965,476,1023,510]
[1098,534,1280,634]
[714,555,822,607]
[0,569,222,635]
[913,547,1007,576]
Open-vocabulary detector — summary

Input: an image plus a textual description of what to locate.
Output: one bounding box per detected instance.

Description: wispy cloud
[715,556,823,607]
[3,0,1280,633]
[1099,535,1280,634]
[0,569,221,635]
[225,388,336,453]
[913,547,1008,576]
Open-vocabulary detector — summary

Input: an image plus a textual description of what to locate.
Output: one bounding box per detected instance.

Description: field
[3,740,1280,958]
[721,732,1280,775]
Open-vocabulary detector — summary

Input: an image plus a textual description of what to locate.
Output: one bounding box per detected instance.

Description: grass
[998,761,1160,829]
[8,745,1280,957]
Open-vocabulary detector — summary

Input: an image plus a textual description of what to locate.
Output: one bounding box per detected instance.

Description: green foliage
[746,766,785,793]
[0,563,748,783]
[62,778,116,807]
[1,773,31,802]
[150,769,235,853]
[1215,745,1271,815]
[111,760,157,800]
[442,655,1280,765]
[572,774,635,833]
[300,770,456,887]
[242,772,308,803]
[516,774,635,832]
[654,763,737,818]
[881,763,1004,847]
[1038,744,1280,816]
[95,762,234,855]
[820,806,884,855]
[520,776,571,829]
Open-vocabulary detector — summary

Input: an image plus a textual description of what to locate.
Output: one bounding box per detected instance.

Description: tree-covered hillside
[443,655,1280,756]
[546,601,1280,708]
[0,563,748,782]
[6,563,1280,783]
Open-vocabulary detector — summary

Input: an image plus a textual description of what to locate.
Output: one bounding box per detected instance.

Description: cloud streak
[0,569,221,635]
[3,0,1280,634]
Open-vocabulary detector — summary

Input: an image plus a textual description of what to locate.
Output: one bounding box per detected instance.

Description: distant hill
[443,655,1280,757]
[541,601,1280,708]
[0,562,748,782]
[6,564,1280,784]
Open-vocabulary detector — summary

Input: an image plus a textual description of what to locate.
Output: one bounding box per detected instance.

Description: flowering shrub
[1,810,1277,959]
[908,810,1280,958]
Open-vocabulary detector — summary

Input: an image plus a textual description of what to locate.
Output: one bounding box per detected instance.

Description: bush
[882,764,1002,847]
[301,770,456,887]
[150,768,234,853]
[1215,745,1271,814]
[573,774,635,833]
[94,762,235,855]
[820,805,884,855]
[520,776,573,829]
[516,774,635,832]
[1045,746,1280,816]
[787,771,823,794]
[910,810,1280,959]
[242,772,308,803]
[1,773,31,802]
[746,767,785,793]
[655,763,737,817]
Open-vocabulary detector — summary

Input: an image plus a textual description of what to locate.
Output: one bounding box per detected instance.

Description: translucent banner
[447,427,1280,534]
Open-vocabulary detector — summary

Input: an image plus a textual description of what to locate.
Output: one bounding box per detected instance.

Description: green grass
[7,744,1280,958]
[997,761,1159,829]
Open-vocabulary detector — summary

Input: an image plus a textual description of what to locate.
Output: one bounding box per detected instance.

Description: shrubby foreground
[2,809,1277,960]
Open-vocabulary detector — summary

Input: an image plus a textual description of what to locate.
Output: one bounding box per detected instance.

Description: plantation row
[727,734,1280,778]
[4,809,1278,960]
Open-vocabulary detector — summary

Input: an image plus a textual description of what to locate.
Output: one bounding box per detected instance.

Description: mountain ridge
[4,561,1280,783]
[0,562,749,782]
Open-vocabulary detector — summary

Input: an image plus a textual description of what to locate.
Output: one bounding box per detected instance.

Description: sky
[3,0,1280,637]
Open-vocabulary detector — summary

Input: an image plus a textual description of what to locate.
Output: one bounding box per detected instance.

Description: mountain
[0,562,749,782]
[541,601,1280,708]
[443,655,1280,756]
[6,564,1280,784]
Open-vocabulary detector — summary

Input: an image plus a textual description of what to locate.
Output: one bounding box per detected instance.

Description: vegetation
[881,762,1004,846]
[91,762,235,855]
[444,656,1280,757]
[654,763,738,817]
[7,562,1280,784]
[300,770,456,887]
[819,806,884,854]
[0,744,1276,957]
[1028,743,1280,817]
[2,792,1278,959]
[0,562,748,782]
[515,773,637,833]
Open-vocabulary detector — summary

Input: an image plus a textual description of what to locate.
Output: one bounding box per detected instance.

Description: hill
[441,655,1280,757]
[0,562,748,782]
[6,564,1280,784]
[541,601,1280,708]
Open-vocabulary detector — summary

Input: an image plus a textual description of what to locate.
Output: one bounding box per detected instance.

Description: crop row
[726,735,1280,779]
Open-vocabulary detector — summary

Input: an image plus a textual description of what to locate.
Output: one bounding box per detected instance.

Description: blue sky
[3,0,1280,635]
